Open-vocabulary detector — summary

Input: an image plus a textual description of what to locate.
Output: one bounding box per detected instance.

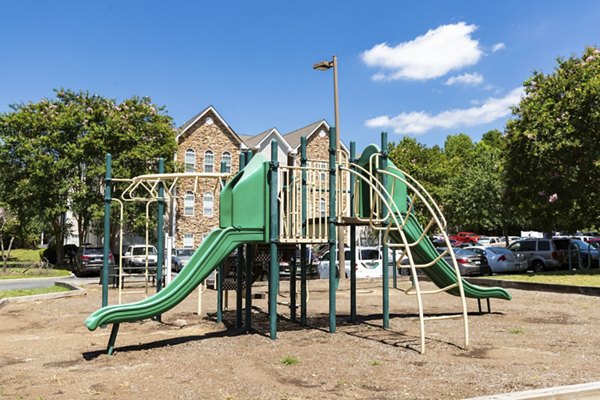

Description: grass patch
[483,269,600,287]
[280,356,299,366]
[4,248,42,263]
[509,327,525,335]
[369,360,381,366]
[0,268,71,280]
[0,285,70,299]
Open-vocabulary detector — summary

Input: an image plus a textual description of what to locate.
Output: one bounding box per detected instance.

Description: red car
[449,232,480,244]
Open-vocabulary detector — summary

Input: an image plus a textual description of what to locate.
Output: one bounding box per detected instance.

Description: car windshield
[454,248,477,256]
[176,249,194,257]
[571,239,591,250]
[132,247,157,256]
[489,247,511,255]
[84,247,103,255]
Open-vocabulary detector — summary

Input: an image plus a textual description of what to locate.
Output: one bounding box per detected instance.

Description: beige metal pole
[333,56,346,282]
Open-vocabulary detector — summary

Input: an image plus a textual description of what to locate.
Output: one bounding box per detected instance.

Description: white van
[317,247,394,279]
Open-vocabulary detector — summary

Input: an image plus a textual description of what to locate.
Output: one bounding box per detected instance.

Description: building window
[183,233,194,248]
[319,198,326,217]
[222,152,232,173]
[204,150,214,173]
[184,191,194,216]
[318,162,327,182]
[184,149,195,172]
[203,192,214,217]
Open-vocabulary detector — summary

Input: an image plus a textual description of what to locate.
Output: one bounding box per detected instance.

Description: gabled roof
[283,120,349,152]
[243,127,293,153]
[176,105,246,148]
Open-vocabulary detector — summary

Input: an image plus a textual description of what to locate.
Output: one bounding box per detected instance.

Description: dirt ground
[2,277,600,400]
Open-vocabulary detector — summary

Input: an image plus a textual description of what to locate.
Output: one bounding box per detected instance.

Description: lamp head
[313,60,333,71]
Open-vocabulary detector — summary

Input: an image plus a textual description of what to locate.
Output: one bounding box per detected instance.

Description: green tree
[0,90,177,263]
[505,47,600,233]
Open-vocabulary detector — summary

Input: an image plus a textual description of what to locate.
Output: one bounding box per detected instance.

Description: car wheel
[532,260,544,273]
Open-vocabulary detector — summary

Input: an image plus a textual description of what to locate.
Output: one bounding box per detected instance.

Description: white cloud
[491,42,506,52]
[445,73,484,86]
[361,22,483,81]
[365,87,524,135]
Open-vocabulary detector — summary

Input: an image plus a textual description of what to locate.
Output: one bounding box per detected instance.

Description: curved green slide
[86,152,270,331]
[358,144,511,301]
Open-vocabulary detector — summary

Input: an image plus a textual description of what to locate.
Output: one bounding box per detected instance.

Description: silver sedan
[464,246,528,274]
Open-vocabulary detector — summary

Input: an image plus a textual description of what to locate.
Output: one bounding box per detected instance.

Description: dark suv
[74,246,115,276]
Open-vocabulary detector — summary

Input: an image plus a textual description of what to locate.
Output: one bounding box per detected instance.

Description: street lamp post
[313,55,346,282]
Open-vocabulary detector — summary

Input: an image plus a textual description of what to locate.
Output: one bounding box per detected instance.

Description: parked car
[74,245,115,276]
[435,247,492,276]
[318,247,393,279]
[507,238,570,272]
[477,236,506,247]
[464,246,528,273]
[171,248,194,272]
[449,232,480,245]
[566,239,600,269]
[124,245,158,272]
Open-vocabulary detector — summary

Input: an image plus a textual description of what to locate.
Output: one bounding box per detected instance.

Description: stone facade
[175,108,242,248]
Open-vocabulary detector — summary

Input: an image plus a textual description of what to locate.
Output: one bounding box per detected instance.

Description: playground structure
[85,130,511,355]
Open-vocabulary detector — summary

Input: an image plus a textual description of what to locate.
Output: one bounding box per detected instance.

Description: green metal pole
[381,132,390,329]
[106,323,120,355]
[290,252,297,322]
[269,140,279,339]
[156,158,164,293]
[300,136,308,326]
[217,262,223,323]
[245,244,254,332]
[102,154,112,308]
[328,126,337,333]
[350,142,357,323]
[236,152,246,329]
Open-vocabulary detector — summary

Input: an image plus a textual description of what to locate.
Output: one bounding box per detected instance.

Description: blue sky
[1,1,600,149]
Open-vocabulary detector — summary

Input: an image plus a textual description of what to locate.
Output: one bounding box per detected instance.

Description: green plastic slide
[86,152,270,331]
[85,226,264,330]
[390,217,511,300]
[357,144,510,301]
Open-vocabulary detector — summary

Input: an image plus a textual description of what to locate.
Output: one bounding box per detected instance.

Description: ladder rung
[404,282,459,295]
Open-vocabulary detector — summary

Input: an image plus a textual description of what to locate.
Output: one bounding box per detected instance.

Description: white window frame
[184,149,195,172]
[183,233,194,248]
[203,192,214,217]
[204,150,214,173]
[319,197,326,217]
[222,151,232,173]
[184,191,195,216]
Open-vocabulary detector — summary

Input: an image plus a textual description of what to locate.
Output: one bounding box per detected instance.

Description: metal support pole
[106,323,120,355]
[300,137,308,326]
[245,244,254,332]
[102,154,112,308]
[381,132,390,329]
[349,142,357,323]
[156,158,165,293]
[393,249,397,289]
[236,152,247,329]
[269,140,279,339]
[328,127,337,333]
[290,253,297,322]
[217,263,223,323]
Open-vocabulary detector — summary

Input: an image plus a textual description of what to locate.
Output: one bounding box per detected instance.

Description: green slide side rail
[356,144,511,301]
[85,226,265,330]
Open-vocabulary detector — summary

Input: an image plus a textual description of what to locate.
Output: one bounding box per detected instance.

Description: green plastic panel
[220,153,269,239]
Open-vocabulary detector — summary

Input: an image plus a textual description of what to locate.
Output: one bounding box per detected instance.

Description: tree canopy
[505,47,600,232]
[0,89,177,261]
